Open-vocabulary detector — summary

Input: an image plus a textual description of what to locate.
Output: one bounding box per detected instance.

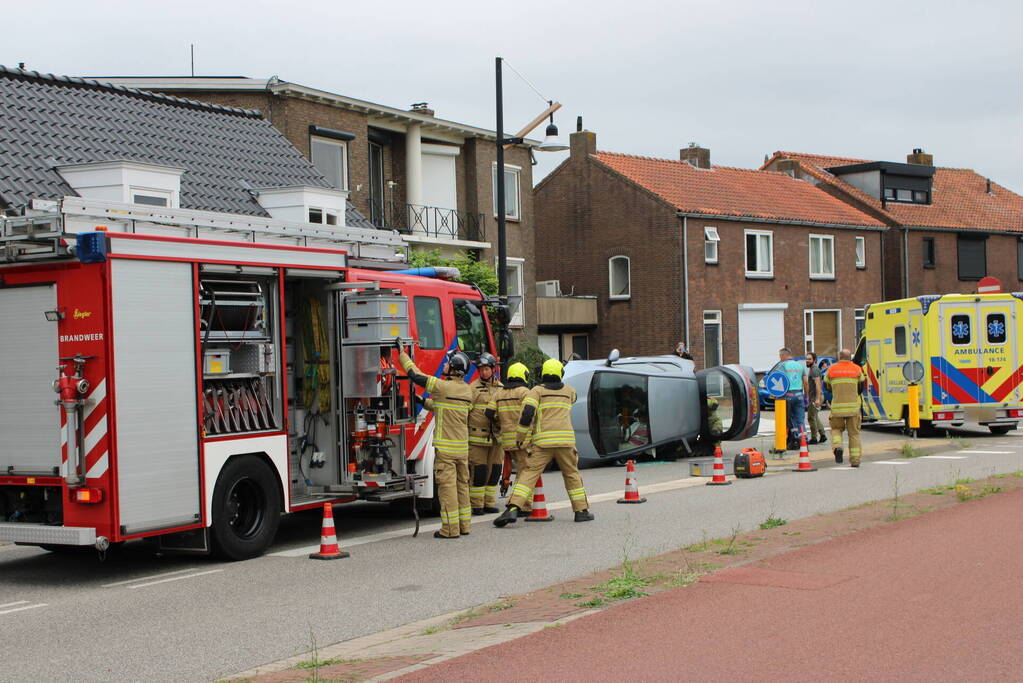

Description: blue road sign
[765,371,789,399]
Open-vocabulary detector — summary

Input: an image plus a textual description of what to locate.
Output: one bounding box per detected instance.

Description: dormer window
[56,160,184,208]
[256,186,349,226]
[884,187,930,204]
[308,207,339,225]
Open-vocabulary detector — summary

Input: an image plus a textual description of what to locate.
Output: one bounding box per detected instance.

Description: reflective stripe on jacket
[400,351,472,457]
[468,377,501,446]
[488,384,531,448]
[825,360,864,417]
[519,384,577,448]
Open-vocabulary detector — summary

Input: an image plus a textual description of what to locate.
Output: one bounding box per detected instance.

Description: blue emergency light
[76,232,108,263]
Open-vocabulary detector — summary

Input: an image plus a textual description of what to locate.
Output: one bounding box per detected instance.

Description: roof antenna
[17,62,25,70]
[190,44,195,77]
[576,116,582,132]
[987,178,992,194]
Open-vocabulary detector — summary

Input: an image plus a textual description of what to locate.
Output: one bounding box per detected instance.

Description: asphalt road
[2,422,1022,682]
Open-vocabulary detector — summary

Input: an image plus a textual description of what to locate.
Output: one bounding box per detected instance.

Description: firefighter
[468,352,503,514]
[397,339,473,538]
[494,358,594,526]
[825,348,866,467]
[485,361,532,515]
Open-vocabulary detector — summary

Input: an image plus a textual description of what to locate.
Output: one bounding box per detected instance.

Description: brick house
[763,150,1023,300]
[99,76,540,340]
[534,130,886,372]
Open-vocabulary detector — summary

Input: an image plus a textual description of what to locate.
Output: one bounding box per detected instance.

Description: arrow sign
[765,371,789,398]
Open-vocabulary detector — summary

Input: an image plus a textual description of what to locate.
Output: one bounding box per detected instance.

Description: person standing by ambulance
[805,351,827,444]
[398,339,473,539]
[485,361,532,515]
[778,347,809,448]
[467,352,503,514]
[494,359,594,526]
[825,348,865,466]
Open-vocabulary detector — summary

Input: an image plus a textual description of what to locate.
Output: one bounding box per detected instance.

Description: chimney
[409,102,435,116]
[570,129,596,159]
[907,148,933,166]
[680,142,710,169]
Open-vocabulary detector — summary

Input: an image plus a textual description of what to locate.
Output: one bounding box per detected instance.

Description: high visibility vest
[519,384,577,448]
[468,377,501,446]
[826,360,864,417]
[400,352,472,457]
[488,384,530,449]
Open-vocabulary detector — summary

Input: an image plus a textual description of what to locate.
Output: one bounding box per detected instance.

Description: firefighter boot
[850,455,861,467]
[433,531,459,540]
[834,447,844,464]
[494,506,519,527]
[574,509,595,522]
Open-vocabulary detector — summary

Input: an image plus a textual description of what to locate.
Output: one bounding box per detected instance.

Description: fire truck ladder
[0,214,69,262]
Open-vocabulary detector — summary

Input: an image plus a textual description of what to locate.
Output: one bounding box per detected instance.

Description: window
[454,299,486,360]
[884,187,929,204]
[492,164,521,220]
[950,314,971,345]
[987,313,1007,345]
[957,235,987,280]
[855,236,866,269]
[609,256,631,299]
[132,192,169,207]
[311,137,348,190]
[704,227,720,264]
[809,234,835,279]
[704,311,722,367]
[505,257,525,327]
[854,308,866,343]
[308,207,338,225]
[744,230,773,277]
[894,325,907,356]
[571,334,589,360]
[923,237,936,268]
[414,297,444,349]
[590,372,650,456]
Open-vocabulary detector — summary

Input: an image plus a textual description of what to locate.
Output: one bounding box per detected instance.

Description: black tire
[210,455,281,561]
[989,425,1013,435]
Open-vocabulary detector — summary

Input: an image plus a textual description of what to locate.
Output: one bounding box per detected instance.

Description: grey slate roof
[0,66,335,217]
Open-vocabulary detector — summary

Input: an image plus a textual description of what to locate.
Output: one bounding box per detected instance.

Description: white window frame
[310,136,349,191]
[855,236,866,269]
[809,233,835,280]
[744,229,774,278]
[492,163,521,220]
[703,310,722,367]
[505,257,525,328]
[608,255,631,300]
[854,308,866,343]
[307,206,339,226]
[130,187,172,207]
[704,226,720,264]
[803,309,843,356]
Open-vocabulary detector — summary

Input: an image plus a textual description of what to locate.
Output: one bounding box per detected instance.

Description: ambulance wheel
[211,456,281,561]
[989,425,1013,435]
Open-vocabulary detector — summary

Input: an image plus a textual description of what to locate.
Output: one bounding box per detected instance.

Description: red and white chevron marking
[60,379,109,480]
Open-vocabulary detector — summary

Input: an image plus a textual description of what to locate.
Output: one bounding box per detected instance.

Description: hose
[302,297,331,413]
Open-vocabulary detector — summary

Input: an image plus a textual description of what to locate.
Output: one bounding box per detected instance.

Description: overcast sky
[7,0,1023,191]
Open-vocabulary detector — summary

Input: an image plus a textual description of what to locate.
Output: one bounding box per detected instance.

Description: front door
[369,142,385,227]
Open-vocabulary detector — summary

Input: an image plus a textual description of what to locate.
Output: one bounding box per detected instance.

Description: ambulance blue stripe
[931,356,995,403]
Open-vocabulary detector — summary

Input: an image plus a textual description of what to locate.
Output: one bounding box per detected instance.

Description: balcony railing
[369,200,485,243]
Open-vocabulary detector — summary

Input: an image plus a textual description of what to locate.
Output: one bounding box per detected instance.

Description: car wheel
[210,456,281,561]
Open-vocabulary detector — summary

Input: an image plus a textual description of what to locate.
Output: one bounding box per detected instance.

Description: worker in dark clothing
[494,358,593,527]
[397,339,473,539]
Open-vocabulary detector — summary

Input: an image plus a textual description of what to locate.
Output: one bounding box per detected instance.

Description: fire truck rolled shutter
[111,260,200,533]
[0,285,61,475]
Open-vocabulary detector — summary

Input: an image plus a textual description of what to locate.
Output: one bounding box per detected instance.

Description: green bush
[408,249,498,296]
[509,343,549,383]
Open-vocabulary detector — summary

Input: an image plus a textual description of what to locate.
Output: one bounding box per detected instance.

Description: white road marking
[103,567,208,588]
[0,603,47,616]
[126,569,223,589]
[832,466,858,470]
[272,475,712,557]
[0,601,28,609]
[873,460,912,465]
[959,450,1015,455]
[921,455,967,460]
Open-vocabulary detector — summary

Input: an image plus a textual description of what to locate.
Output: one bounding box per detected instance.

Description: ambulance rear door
[935,299,987,407]
[976,297,1019,406]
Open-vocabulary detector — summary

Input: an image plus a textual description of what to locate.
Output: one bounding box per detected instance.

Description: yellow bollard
[907,383,920,429]
[774,397,787,452]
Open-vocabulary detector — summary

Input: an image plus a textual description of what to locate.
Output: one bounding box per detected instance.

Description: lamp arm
[503,101,562,149]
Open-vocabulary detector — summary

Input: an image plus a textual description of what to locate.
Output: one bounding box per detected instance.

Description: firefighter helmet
[541,358,564,379]
[447,351,470,376]
[477,352,498,368]
[506,362,529,382]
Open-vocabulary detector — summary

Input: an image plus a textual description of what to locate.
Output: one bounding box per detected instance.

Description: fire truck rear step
[0,523,96,546]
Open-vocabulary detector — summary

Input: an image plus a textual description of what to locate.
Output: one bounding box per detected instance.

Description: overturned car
[563,351,760,466]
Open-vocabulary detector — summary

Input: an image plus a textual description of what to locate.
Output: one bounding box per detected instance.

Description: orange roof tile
[593,151,885,228]
[766,151,1023,233]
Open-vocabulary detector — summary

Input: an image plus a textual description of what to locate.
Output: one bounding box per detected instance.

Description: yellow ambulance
[854,291,1023,434]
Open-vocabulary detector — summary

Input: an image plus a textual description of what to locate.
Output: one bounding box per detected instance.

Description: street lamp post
[494,56,568,301]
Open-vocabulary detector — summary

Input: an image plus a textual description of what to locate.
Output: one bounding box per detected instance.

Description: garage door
[738,305,786,373]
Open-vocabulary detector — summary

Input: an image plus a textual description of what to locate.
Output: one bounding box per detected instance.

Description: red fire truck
[0,199,503,559]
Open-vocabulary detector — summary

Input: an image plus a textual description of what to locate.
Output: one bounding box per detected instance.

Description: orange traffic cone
[524,475,554,522]
[706,445,732,486]
[792,428,817,473]
[309,503,350,560]
[617,460,647,503]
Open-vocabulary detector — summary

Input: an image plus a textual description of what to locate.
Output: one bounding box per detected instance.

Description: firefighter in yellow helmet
[485,361,532,515]
[467,352,503,514]
[397,339,473,539]
[494,358,593,526]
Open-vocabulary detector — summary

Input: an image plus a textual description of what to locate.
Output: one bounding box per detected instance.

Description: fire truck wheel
[989,425,1013,435]
[211,456,281,561]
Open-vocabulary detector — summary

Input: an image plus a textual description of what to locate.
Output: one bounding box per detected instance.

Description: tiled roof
[0,66,330,216]
[766,151,1023,232]
[593,151,885,227]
